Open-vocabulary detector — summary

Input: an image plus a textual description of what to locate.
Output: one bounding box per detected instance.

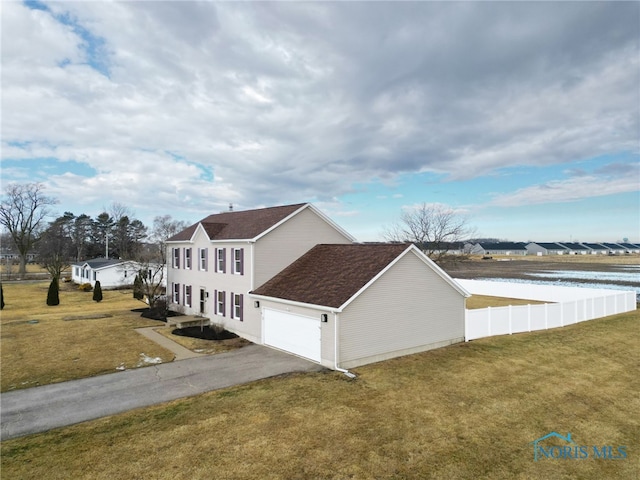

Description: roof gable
[252,243,408,308]
[167,203,308,242]
[251,243,468,309]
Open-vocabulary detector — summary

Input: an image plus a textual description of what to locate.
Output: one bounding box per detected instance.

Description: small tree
[133,273,144,301]
[93,280,103,302]
[1,283,5,310]
[46,278,60,306]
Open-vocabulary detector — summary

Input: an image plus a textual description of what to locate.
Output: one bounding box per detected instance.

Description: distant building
[526,242,569,256]
[600,243,627,255]
[469,242,528,256]
[618,243,640,254]
[581,243,608,255]
[71,258,166,289]
[557,243,590,255]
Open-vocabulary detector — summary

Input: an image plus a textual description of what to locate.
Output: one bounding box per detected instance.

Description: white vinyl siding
[338,252,465,368]
[253,207,352,287]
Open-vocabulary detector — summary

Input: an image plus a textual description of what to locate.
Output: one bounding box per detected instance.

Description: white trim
[337,245,469,312]
[252,204,357,243]
[250,244,469,312]
[406,244,471,297]
[249,293,339,313]
[166,204,356,244]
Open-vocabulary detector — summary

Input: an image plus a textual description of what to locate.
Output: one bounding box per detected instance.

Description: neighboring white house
[71,258,166,289]
[166,203,470,370]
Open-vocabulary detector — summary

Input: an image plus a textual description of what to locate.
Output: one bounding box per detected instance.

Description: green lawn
[2,309,638,479]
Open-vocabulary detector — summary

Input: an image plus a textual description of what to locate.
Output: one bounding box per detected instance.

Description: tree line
[0,183,188,278]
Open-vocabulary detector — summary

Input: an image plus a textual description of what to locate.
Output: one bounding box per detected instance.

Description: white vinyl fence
[456,279,637,341]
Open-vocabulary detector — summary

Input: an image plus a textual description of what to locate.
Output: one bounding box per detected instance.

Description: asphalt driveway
[1,344,323,441]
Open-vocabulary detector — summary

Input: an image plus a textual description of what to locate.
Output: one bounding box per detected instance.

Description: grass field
[0,281,174,392]
[1,309,638,479]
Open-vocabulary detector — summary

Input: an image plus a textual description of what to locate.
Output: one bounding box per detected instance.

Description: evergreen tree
[93,280,103,302]
[46,278,60,306]
[1,283,5,310]
[133,273,144,301]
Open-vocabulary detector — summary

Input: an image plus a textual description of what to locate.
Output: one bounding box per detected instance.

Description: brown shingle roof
[252,243,410,308]
[167,204,307,241]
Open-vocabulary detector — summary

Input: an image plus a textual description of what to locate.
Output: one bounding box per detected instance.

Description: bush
[93,281,103,302]
[47,279,60,306]
[133,274,144,301]
[78,283,92,292]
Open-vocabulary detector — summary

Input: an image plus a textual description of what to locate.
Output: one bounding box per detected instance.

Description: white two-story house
[166,203,354,344]
[167,203,469,369]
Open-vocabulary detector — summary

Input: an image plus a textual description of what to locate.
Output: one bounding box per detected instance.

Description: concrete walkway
[135,326,204,360]
[1,344,323,441]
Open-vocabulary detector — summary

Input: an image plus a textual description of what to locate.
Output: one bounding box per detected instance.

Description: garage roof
[252,243,413,308]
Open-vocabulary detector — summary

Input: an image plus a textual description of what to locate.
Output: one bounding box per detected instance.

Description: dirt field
[442,255,640,290]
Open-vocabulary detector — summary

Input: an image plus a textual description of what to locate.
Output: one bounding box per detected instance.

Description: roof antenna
[229,203,233,212]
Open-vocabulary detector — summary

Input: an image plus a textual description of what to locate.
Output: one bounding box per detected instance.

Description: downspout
[333,312,356,378]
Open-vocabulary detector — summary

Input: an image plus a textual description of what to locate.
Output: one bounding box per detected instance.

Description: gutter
[333,312,356,379]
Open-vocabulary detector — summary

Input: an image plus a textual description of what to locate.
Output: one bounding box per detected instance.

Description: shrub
[93,281,103,302]
[78,283,92,292]
[133,274,144,301]
[47,278,60,306]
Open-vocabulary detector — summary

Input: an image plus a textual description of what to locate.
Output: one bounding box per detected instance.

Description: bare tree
[0,183,57,275]
[37,214,75,280]
[383,203,475,264]
[124,215,187,318]
[150,215,189,263]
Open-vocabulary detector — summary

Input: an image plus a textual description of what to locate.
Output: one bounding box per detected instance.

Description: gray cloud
[2,1,638,218]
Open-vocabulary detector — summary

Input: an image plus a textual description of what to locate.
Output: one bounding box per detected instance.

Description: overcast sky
[2,1,639,242]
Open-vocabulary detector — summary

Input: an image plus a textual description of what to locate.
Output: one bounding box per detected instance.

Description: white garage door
[263,308,321,362]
